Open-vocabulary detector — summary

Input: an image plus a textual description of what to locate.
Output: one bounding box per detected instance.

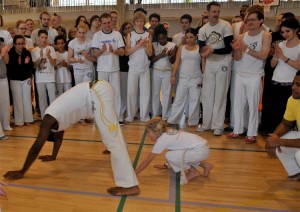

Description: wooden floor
[0,120,299,212]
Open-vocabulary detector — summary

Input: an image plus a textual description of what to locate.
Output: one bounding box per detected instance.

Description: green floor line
[175,172,181,212]
[117,129,147,212]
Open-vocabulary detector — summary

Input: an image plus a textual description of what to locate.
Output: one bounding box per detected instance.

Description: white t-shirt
[8,37,34,50]
[0,29,12,45]
[31,46,57,83]
[68,38,93,69]
[153,41,176,70]
[56,51,71,83]
[272,41,300,83]
[31,27,58,46]
[45,82,93,131]
[198,19,233,64]
[152,131,207,154]
[92,30,124,72]
[128,31,150,67]
[172,32,185,47]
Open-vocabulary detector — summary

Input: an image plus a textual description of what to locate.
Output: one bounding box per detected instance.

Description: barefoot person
[4,80,140,196]
[135,118,213,184]
[266,71,300,181]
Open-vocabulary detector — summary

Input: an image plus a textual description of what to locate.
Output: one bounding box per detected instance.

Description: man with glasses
[228,10,271,143]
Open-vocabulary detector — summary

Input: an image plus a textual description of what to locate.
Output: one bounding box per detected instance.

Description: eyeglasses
[18,28,26,30]
[15,43,25,45]
[246,18,259,22]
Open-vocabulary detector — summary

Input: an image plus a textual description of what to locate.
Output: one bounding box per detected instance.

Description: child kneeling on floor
[135,117,213,184]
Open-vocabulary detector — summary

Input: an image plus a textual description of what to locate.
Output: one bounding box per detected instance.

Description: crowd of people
[0,2,300,196]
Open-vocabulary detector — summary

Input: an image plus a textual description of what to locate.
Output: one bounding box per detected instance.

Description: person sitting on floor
[266,71,300,181]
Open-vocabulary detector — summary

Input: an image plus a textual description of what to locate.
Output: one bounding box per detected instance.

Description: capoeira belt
[271,80,292,86]
[89,80,99,88]
[153,67,171,72]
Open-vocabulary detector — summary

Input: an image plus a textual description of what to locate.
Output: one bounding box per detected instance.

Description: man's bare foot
[185,167,200,181]
[289,173,300,181]
[79,119,87,125]
[200,162,214,177]
[107,185,140,196]
[102,149,111,154]
[153,163,169,169]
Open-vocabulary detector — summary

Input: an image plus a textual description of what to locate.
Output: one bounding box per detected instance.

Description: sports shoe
[0,136,8,140]
[213,129,223,136]
[119,121,124,126]
[224,126,234,132]
[195,124,208,132]
[226,132,239,139]
[245,136,256,144]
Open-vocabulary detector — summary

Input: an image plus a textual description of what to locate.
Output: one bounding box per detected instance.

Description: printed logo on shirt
[100,38,117,45]
[221,66,228,72]
[135,36,147,45]
[205,31,223,46]
[38,58,47,72]
[249,41,258,50]
[87,72,93,78]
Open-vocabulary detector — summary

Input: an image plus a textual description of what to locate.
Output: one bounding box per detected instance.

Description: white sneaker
[196,124,208,132]
[213,129,223,136]
[0,136,8,140]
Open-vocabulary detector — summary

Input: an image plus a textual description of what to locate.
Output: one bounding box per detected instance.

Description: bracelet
[285,58,290,63]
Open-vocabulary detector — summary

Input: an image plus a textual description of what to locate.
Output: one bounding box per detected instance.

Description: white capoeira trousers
[233,75,261,136]
[0,78,12,130]
[10,79,33,125]
[126,66,150,122]
[74,67,94,85]
[165,145,210,172]
[90,81,139,187]
[56,83,72,96]
[152,69,171,120]
[276,131,300,176]
[168,77,201,126]
[120,72,128,119]
[0,122,4,137]
[229,61,249,129]
[36,82,56,118]
[201,63,231,130]
[97,71,122,121]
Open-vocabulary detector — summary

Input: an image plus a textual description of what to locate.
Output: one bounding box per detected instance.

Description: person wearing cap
[136,117,213,184]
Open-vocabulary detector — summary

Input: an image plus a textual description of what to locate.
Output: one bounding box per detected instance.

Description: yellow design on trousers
[91,81,118,134]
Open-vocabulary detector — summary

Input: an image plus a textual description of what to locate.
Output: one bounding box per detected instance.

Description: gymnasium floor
[0,121,299,211]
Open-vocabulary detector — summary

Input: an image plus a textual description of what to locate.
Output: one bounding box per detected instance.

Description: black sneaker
[119,121,124,126]
[224,126,234,132]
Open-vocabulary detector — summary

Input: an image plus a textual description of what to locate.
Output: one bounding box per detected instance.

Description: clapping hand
[230,40,242,51]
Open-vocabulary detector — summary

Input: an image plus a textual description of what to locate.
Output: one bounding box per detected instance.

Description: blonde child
[136,118,213,184]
